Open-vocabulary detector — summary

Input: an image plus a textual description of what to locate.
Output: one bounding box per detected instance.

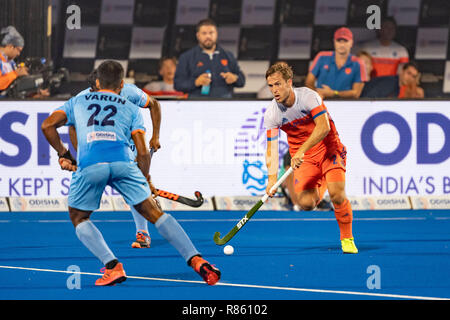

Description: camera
[1,57,69,98]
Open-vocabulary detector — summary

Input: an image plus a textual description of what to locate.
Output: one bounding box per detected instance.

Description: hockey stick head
[194,191,204,205]
[213,231,227,246]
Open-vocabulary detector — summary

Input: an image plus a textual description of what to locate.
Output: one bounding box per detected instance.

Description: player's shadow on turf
[237,244,382,254]
[110,239,167,247]
[302,244,381,252]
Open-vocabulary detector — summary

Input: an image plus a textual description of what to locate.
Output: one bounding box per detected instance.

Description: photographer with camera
[1,25,67,99]
[0,26,28,91]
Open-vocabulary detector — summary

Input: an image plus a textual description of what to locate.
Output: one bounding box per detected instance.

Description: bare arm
[132,130,150,177]
[69,125,78,151]
[319,82,364,99]
[265,129,280,196]
[41,111,69,157]
[148,96,161,151]
[334,82,364,99]
[41,111,77,171]
[304,73,317,91]
[291,113,331,168]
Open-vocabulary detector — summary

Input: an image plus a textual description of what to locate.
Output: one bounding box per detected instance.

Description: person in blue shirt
[41,60,221,286]
[174,18,245,98]
[305,27,366,99]
[70,68,161,249]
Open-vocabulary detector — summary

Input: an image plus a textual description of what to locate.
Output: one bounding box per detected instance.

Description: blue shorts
[68,161,150,211]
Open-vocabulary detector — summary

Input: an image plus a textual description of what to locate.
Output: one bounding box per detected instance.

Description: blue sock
[130,205,149,234]
[155,213,200,263]
[75,220,117,265]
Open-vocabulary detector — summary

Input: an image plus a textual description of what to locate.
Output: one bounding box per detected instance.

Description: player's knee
[301,204,315,211]
[329,192,346,206]
[69,208,91,227]
[134,197,163,224]
[298,198,316,211]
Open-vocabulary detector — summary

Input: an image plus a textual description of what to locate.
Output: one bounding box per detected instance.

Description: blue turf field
[0,209,449,300]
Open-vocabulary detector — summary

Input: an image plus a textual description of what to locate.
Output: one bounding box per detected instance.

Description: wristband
[59,150,77,165]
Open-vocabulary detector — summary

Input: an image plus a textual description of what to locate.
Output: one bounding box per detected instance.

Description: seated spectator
[361,61,424,98]
[143,57,186,98]
[305,27,366,99]
[174,18,245,98]
[0,26,28,91]
[360,16,409,78]
[356,50,373,82]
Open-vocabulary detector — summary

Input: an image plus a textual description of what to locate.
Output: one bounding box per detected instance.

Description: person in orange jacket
[0,26,28,91]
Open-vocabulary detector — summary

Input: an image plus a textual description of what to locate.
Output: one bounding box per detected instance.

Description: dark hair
[402,61,419,72]
[376,16,398,39]
[196,18,217,32]
[265,62,293,80]
[381,16,397,28]
[97,60,124,90]
[356,50,372,59]
[87,68,98,91]
[158,56,177,70]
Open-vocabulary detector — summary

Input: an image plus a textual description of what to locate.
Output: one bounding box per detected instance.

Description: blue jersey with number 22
[55,89,146,169]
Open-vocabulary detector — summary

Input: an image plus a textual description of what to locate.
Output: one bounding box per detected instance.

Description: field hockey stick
[156,189,204,207]
[213,167,294,245]
[148,148,204,208]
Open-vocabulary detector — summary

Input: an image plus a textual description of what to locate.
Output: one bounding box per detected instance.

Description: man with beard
[174,18,245,98]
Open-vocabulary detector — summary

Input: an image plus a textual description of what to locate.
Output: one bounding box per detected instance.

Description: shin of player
[131,130,221,285]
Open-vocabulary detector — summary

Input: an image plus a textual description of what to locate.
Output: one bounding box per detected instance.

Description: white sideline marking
[0,217,430,223]
[0,265,448,300]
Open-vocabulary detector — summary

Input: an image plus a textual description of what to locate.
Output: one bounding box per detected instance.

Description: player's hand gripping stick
[213,167,294,245]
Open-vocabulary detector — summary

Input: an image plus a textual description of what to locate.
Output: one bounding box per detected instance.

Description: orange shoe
[190,255,221,285]
[95,262,127,286]
[131,230,151,248]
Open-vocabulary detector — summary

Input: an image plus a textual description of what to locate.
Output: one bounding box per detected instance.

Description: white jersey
[264,87,342,157]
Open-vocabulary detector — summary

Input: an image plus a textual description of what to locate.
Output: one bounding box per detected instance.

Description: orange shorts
[293,145,347,193]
